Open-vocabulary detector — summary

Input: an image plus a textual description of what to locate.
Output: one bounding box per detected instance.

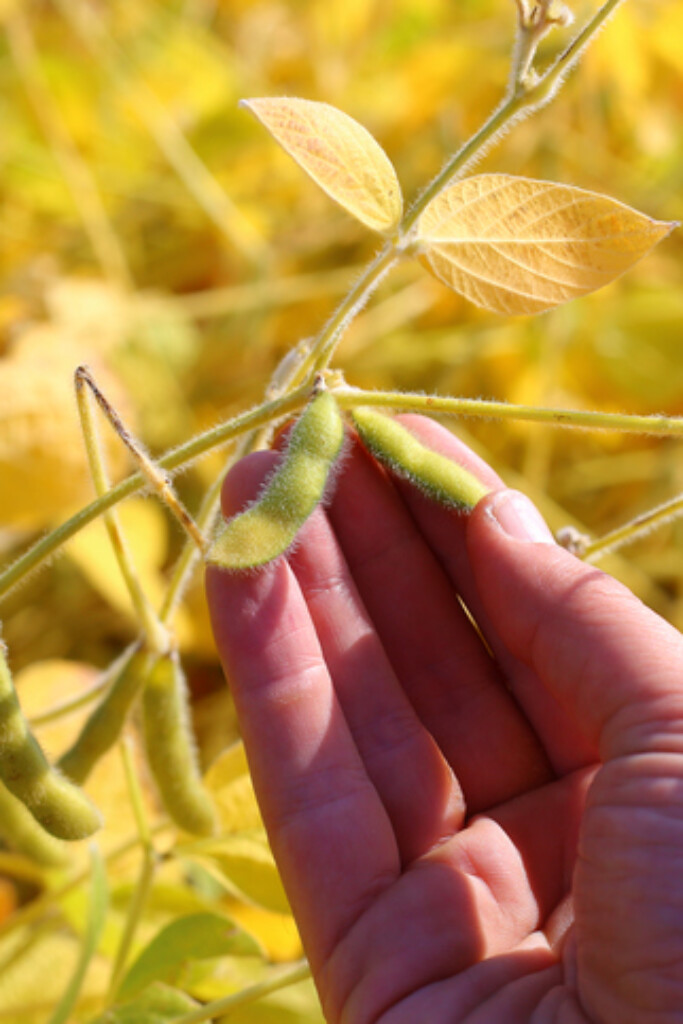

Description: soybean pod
[58,644,150,785]
[0,780,68,867]
[0,643,101,841]
[352,408,490,510]
[142,650,216,836]
[207,388,345,572]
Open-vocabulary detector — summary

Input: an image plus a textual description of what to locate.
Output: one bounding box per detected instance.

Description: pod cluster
[0,390,490,863]
[0,642,101,844]
[208,390,490,576]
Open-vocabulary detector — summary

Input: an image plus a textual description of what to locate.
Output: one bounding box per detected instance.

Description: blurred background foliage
[0,0,681,1020]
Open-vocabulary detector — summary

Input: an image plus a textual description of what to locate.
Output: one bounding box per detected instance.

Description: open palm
[206,415,683,1024]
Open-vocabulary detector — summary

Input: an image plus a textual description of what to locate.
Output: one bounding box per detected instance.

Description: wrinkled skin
[206,415,683,1024]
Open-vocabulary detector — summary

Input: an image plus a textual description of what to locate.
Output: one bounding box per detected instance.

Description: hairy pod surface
[207,389,345,571]
[0,778,68,868]
[0,780,68,867]
[59,645,150,785]
[142,651,216,836]
[0,644,102,841]
[352,408,491,510]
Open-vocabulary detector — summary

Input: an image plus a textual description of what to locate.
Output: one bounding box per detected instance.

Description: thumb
[466,489,683,761]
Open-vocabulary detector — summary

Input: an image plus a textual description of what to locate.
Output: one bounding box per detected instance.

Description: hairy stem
[0,386,310,602]
[299,0,629,381]
[584,492,683,562]
[334,388,683,436]
[76,369,170,653]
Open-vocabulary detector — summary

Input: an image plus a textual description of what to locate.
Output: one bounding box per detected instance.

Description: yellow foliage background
[0,1,681,1020]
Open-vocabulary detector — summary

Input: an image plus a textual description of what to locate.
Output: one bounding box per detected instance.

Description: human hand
[206,414,683,1024]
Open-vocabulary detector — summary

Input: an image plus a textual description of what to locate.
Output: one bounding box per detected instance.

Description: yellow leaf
[65,499,167,620]
[416,175,676,316]
[204,741,263,834]
[201,832,291,914]
[224,900,303,963]
[242,97,402,234]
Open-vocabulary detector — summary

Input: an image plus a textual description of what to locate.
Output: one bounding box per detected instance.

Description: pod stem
[75,368,170,654]
[583,491,683,562]
[105,738,157,1007]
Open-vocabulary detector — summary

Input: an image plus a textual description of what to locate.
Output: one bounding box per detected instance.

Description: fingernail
[486,490,555,544]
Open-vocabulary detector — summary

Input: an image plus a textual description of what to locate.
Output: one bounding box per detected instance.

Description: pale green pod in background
[142,650,217,836]
[59,644,149,785]
[0,642,101,841]
[0,780,68,868]
[352,408,491,510]
[207,389,345,571]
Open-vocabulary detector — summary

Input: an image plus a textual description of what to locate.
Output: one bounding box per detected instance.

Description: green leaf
[118,912,261,1001]
[87,981,199,1024]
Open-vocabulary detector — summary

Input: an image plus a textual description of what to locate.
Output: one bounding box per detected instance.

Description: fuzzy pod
[0,780,68,868]
[58,645,150,785]
[207,389,345,571]
[352,408,490,510]
[0,644,102,841]
[142,651,217,836]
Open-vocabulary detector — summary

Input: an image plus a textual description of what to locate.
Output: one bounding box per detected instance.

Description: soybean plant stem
[302,243,399,378]
[75,369,169,654]
[0,385,310,602]
[105,739,156,1007]
[403,0,627,233]
[158,473,225,626]
[334,388,683,437]
[300,0,628,383]
[584,492,683,562]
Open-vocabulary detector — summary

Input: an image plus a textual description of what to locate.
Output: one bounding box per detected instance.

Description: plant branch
[0,386,311,602]
[76,369,170,654]
[333,387,683,436]
[584,492,683,562]
[300,244,399,379]
[299,0,628,381]
[402,0,627,233]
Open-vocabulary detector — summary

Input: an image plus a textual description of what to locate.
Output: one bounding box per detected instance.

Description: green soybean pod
[58,644,149,785]
[142,650,217,836]
[0,780,68,868]
[352,408,491,510]
[0,643,101,841]
[207,389,345,572]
